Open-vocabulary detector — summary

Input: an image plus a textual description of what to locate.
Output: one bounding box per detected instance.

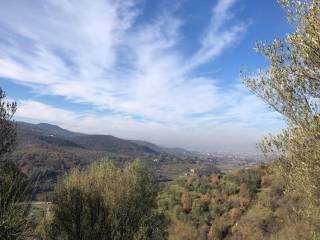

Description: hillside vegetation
[13,122,219,198]
[159,164,313,240]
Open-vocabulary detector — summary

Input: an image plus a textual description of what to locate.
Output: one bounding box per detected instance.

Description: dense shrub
[41,161,168,240]
[159,163,303,239]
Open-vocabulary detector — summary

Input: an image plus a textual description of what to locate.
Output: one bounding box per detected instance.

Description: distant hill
[13,122,219,199]
[17,122,82,138]
[17,122,189,157]
[69,135,157,156]
[131,140,193,156]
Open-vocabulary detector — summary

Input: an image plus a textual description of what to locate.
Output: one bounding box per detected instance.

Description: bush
[261,175,272,188]
[0,161,32,240]
[238,168,264,194]
[43,161,168,240]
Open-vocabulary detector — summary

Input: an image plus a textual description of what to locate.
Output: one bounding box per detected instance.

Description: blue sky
[0,0,290,153]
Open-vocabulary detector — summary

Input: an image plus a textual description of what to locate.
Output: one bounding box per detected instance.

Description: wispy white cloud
[186,0,246,70]
[0,0,283,152]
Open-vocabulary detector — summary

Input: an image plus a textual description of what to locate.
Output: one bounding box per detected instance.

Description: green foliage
[210,217,232,240]
[159,163,317,239]
[238,168,264,195]
[159,166,273,239]
[0,161,32,240]
[0,88,17,159]
[0,87,32,240]
[42,161,168,240]
[133,212,168,240]
[13,121,217,196]
[243,0,320,232]
[244,0,320,125]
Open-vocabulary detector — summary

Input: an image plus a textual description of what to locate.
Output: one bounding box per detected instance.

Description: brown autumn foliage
[211,191,224,204]
[186,176,194,185]
[228,194,240,208]
[201,192,211,203]
[239,197,250,209]
[231,170,241,177]
[181,191,191,213]
[261,175,273,188]
[230,208,242,221]
[211,174,221,184]
[207,226,214,240]
[239,183,250,198]
[266,162,273,174]
[158,162,303,239]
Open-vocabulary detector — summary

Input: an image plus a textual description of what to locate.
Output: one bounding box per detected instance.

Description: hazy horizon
[0,0,289,153]
[16,119,275,154]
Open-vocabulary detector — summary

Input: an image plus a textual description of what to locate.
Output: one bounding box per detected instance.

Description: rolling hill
[13,122,219,199]
[17,122,189,157]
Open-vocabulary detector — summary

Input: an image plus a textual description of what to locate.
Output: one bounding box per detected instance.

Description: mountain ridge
[16,121,191,156]
[13,121,220,198]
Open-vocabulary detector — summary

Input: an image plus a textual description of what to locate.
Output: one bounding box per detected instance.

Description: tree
[243,0,320,233]
[44,161,168,240]
[0,161,30,240]
[0,87,31,240]
[0,88,17,159]
[180,191,191,213]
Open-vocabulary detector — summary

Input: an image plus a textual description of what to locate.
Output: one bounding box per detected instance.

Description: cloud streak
[0,0,283,152]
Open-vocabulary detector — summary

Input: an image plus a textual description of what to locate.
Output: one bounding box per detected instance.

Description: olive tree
[44,161,168,240]
[0,88,17,159]
[243,0,319,231]
[0,87,32,240]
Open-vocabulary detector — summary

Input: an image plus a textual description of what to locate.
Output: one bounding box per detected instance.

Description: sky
[0,0,291,153]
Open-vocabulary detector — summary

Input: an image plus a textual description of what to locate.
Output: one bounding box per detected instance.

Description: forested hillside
[159,164,312,240]
[13,122,219,198]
